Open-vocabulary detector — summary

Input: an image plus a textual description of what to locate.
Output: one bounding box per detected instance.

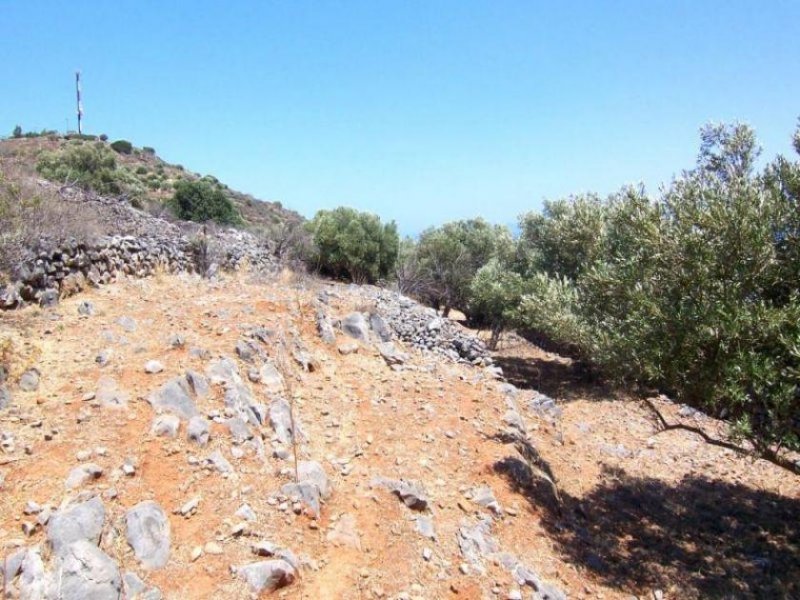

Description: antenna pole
[75,71,83,135]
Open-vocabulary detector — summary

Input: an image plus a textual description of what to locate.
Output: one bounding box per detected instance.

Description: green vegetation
[169,179,240,225]
[398,121,800,463]
[36,141,141,196]
[306,207,399,283]
[110,139,133,154]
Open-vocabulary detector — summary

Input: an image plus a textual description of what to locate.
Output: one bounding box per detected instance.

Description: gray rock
[185,371,210,398]
[225,417,252,443]
[19,369,40,392]
[65,463,104,489]
[117,316,137,332]
[236,504,257,522]
[369,314,393,342]
[472,486,502,515]
[18,546,46,599]
[47,496,105,555]
[144,360,164,374]
[315,311,336,344]
[378,342,407,366]
[96,349,112,367]
[96,376,128,407]
[78,300,95,316]
[225,383,262,426]
[206,357,240,386]
[38,289,59,307]
[235,340,255,362]
[147,378,199,420]
[372,477,428,510]
[2,547,26,583]
[126,501,171,570]
[415,515,436,540]
[0,385,10,411]
[298,461,332,499]
[151,414,180,438]
[259,363,284,394]
[236,559,296,593]
[337,342,359,355]
[269,398,300,444]
[341,312,370,341]
[54,539,122,599]
[205,450,233,474]
[187,416,210,446]
[168,333,185,348]
[457,517,497,572]
[281,481,322,518]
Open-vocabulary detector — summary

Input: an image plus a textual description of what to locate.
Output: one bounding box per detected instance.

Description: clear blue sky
[2,1,798,234]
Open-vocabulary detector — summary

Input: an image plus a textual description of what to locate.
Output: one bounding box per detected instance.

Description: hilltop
[0,133,303,237]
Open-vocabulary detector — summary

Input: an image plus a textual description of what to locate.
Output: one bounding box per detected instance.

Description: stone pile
[369,289,495,367]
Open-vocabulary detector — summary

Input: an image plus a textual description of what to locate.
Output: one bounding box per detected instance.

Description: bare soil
[1,271,797,599]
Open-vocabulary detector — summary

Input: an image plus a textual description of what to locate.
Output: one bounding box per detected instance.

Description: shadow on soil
[495,456,800,598]
[492,353,618,403]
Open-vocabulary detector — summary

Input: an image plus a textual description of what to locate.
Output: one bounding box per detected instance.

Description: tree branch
[642,398,800,475]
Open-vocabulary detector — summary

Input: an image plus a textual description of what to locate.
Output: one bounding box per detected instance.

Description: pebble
[144,360,164,374]
[204,542,223,555]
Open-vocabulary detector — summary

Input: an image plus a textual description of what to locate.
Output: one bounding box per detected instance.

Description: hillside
[0,134,303,234]
[0,270,797,599]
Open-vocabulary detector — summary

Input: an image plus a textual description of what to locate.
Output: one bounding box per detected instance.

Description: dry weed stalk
[276,333,300,485]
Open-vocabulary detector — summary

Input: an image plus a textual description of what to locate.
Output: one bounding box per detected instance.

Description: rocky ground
[0,271,798,599]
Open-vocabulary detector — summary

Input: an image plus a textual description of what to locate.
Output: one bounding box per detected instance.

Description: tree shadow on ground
[492,353,619,403]
[494,455,800,598]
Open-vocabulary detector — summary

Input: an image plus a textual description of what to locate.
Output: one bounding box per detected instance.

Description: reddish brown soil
[1,272,798,599]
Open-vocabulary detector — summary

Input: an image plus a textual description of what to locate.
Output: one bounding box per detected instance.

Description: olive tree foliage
[306,207,399,284]
[514,121,800,462]
[408,218,513,316]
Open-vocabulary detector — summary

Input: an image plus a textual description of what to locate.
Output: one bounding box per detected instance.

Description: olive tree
[306,207,398,284]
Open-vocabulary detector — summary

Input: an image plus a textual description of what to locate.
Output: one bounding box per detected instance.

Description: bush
[110,139,133,154]
[306,207,399,283]
[514,122,800,458]
[99,134,108,141]
[169,179,239,225]
[37,143,122,195]
[12,125,22,139]
[142,146,156,155]
[411,219,513,315]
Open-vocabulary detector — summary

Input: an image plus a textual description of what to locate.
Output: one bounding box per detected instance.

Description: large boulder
[54,540,122,599]
[47,496,105,555]
[341,312,370,341]
[125,501,171,570]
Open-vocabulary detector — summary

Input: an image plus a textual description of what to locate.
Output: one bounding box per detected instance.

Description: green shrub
[37,143,122,195]
[514,122,800,457]
[142,146,156,155]
[110,139,133,154]
[135,166,148,175]
[411,219,513,315]
[99,134,108,142]
[169,179,239,225]
[306,207,399,283]
[12,125,22,139]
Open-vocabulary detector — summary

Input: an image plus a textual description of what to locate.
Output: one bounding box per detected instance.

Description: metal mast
[76,71,83,134]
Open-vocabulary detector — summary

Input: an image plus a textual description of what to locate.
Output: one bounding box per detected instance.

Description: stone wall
[0,229,279,309]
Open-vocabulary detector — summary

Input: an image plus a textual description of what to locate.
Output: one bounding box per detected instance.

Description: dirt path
[1,272,798,599]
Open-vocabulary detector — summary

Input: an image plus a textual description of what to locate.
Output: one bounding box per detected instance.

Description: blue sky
[2,1,799,234]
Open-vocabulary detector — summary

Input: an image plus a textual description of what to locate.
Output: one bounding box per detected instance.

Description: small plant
[142,146,156,155]
[12,125,22,138]
[99,134,108,141]
[135,166,148,175]
[110,139,133,155]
